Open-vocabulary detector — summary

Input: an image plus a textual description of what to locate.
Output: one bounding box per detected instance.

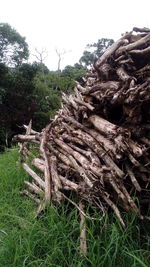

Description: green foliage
[0,24,33,149]
[79,50,96,68]
[61,64,86,83]
[32,61,50,75]
[0,23,29,66]
[0,63,38,149]
[87,38,114,58]
[0,59,76,149]
[41,71,75,93]
[79,38,114,67]
[0,23,114,151]
[0,148,149,266]
[32,72,75,129]
[0,63,9,104]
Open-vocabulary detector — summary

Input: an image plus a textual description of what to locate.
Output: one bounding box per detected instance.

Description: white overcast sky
[0,0,150,70]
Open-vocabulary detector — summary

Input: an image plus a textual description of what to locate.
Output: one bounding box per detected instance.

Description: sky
[0,0,150,70]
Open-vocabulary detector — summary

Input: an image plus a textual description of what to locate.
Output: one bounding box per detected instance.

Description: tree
[0,63,38,149]
[79,51,95,68]
[32,72,75,129]
[55,48,70,72]
[32,61,49,75]
[0,23,29,67]
[32,48,49,76]
[79,38,114,68]
[61,64,86,83]
[0,63,9,104]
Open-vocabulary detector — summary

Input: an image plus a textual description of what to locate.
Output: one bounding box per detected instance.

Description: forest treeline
[0,23,113,150]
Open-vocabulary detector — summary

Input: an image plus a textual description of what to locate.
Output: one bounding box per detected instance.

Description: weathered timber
[14,28,150,245]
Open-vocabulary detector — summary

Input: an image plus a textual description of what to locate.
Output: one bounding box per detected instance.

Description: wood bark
[14,27,150,232]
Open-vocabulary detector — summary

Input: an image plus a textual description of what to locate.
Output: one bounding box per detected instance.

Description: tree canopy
[61,64,86,83]
[0,22,115,151]
[79,38,114,67]
[0,23,29,67]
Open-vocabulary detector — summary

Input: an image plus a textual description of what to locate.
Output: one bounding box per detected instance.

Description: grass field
[0,148,149,266]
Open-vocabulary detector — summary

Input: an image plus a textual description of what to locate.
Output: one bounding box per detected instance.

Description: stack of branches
[14,27,150,253]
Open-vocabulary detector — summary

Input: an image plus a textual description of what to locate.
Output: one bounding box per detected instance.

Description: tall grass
[0,148,149,266]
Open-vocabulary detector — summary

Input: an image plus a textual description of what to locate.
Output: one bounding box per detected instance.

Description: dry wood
[83,81,120,95]
[73,128,124,178]
[116,33,150,56]
[14,27,150,244]
[89,115,118,136]
[21,189,41,204]
[125,165,141,192]
[129,46,150,56]
[133,27,150,33]
[74,97,94,111]
[23,125,40,135]
[95,38,129,68]
[116,67,131,82]
[88,129,122,160]
[50,155,62,202]
[14,134,38,142]
[102,193,125,227]
[68,155,93,188]
[40,136,51,203]
[59,175,79,191]
[22,163,45,189]
[24,181,44,195]
[32,158,45,172]
[79,201,87,256]
[128,140,143,157]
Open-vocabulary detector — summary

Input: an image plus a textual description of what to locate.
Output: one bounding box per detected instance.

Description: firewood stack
[14,27,150,228]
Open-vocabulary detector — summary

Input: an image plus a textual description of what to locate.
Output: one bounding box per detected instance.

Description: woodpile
[14,27,150,241]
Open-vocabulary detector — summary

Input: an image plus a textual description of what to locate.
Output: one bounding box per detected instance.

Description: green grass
[0,148,149,266]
